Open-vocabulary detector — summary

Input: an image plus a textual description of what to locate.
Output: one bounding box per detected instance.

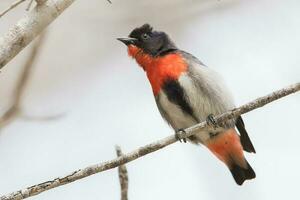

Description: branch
[115,146,129,200]
[0,83,299,200]
[0,33,46,129]
[26,0,34,11]
[0,0,27,18]
[0,0,75,70]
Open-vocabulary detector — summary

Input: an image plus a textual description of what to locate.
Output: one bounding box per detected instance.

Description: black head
[117,24,177,56]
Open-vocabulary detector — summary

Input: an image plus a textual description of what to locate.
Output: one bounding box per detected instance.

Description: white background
[0,0,299,199]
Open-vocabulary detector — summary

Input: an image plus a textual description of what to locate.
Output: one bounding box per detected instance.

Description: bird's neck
[128,45,187,95]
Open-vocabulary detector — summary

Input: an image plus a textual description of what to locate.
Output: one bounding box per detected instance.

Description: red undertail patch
[206,129,246,168]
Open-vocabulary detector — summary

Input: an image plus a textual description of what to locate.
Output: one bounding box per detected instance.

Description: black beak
[117,37,138,46]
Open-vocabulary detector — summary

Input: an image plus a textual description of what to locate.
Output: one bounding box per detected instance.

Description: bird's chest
[142,53,188,95]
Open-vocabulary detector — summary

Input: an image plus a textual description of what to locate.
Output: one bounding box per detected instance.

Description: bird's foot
[175,128,187,143]
[206,114,217,129]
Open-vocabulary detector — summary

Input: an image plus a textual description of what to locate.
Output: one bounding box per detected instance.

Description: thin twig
[0,83,299,200]
[0,33,46,129]
[0,0,27,18]
[19,112,66,121]
[115,146,128,200]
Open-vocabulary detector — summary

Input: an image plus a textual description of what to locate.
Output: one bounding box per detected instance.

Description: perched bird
[118,24,256,185]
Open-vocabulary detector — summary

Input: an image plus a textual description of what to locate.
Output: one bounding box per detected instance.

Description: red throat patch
[127,45,187,95]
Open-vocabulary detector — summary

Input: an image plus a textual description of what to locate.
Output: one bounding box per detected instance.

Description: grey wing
[179,51,236,128]
[181,51,256,149]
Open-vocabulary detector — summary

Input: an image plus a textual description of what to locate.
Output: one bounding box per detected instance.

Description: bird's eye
[141,33,150,40]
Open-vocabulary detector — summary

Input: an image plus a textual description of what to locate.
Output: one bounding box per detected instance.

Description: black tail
[230,160,256,185]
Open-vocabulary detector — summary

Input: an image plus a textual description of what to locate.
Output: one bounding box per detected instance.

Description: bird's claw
[175,128,187,143]
[207,114,217,129]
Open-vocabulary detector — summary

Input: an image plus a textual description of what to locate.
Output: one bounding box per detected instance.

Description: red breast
[127,45,187,95]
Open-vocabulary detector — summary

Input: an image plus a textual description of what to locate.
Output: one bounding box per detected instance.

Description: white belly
[157,91,213,143]
[158,91,196,130]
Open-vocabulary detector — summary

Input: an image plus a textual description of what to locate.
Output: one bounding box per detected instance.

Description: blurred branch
[115,146,129,200]
[35,0,48,5]
[0,0,75,70]
[26,0,34,11]
[0,0,27,18]
[20,112,66,122]
[0,83,299,200]
[0,33,46,129]
[26,0,47,11]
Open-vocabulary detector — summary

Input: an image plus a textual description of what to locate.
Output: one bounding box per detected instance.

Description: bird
[117,24,256,185]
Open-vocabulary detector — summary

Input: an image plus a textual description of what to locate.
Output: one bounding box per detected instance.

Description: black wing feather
[236,116,256,153]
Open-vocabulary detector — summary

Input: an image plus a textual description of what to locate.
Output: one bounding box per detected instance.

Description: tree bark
[0,0,75,70]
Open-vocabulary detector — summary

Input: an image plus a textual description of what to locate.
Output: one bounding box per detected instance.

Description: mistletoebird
[118,24,256,185]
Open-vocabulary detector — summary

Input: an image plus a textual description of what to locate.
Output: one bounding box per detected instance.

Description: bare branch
[115,146,128,200]
[0,0,75,70]
[0,0,27,18]
[0,83,299,200]
[0,33,46,129]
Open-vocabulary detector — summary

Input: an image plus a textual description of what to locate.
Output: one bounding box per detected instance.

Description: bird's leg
[207,114,219,138]
[206,114,217,129]
[175,128,187,143]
